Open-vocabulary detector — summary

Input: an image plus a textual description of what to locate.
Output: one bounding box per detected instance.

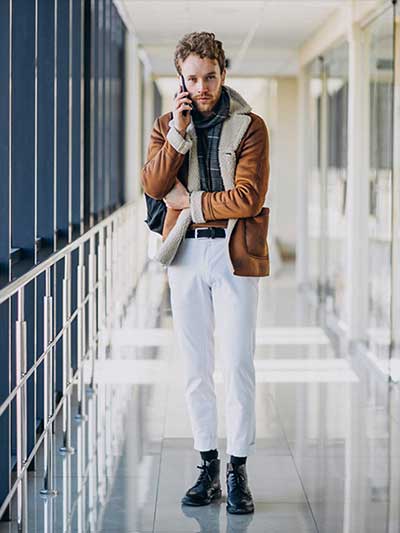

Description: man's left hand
[163,179,190,209]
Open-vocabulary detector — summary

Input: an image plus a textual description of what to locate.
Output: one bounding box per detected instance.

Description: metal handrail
[0,201,133,306]
[0,284,92,418]
[0,198,148,528]
[0,330,96,520]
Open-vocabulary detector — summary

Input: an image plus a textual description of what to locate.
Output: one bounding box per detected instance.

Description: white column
[319,60,328,301]
[296,67,310,289]
[391,13,400,378]
[345,21,369,342]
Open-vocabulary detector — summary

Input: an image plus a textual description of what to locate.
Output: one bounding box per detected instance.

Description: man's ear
[221,68,226,84]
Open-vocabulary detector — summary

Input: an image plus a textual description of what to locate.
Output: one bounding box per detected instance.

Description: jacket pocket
[244,207,270,259]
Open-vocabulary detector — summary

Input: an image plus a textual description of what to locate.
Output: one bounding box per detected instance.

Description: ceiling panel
[120,0,350,76]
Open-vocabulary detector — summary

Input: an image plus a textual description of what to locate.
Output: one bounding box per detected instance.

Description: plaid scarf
[191,86,230,192]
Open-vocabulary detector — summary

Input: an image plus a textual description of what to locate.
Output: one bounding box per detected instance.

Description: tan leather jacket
[141,85,270,277]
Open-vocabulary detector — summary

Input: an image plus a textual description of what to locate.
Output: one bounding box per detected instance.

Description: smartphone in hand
[180,74,192,117]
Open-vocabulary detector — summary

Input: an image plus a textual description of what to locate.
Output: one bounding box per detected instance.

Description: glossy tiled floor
[1,261,399,532]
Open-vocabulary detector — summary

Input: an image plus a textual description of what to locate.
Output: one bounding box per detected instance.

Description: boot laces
[194,463,212,486]
[228,468,247,493]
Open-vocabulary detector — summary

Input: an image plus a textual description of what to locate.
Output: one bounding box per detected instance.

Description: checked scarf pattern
[191,85,231,193]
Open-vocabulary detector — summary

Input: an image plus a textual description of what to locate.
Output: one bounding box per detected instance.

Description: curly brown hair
[174,32,226,75]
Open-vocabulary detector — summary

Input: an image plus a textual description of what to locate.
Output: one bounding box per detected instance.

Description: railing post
[75,244,88,421]
[59,254,75,455]
[40,269,59,498]
[16,288,28,531]
[114,218,122,329]
[87,388,97,529]
[88,237,97,392]
[76,243,88,529]
[97,228,105,359]
[105,224,112,357]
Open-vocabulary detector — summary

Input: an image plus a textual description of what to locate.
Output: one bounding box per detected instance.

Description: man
[141,32,270,515]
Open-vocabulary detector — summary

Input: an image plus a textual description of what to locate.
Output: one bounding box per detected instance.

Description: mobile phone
[180,74,192,117]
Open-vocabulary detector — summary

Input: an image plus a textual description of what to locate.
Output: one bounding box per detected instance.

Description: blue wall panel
[71,0,82,238]
[118,22,125,207]
[56,0,70,250]
[0,302,10,519]
[25,282,35,467]
[37,0,55,258]
[11,1,36,276]
[93,0,99,223]
[0,0,10,289]
[83,0,92,231]
[35,273,45,430]
[98,0,105,220]
[10,295,17,470]
[55,261,63,396]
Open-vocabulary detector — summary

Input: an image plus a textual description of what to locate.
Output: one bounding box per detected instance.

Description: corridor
[1,0,400,531]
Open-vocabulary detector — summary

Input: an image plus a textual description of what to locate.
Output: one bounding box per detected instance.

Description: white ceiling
[118,0,352,77]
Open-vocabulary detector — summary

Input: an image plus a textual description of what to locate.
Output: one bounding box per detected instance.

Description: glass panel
[307,43,349,319]
[325,43,349,322]
[366,6,394,367]
[307,58,323,296]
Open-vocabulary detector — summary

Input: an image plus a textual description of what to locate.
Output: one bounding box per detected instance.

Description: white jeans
[167,234,259,457]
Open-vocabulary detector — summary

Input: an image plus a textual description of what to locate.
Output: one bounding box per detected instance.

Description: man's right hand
[172,83,192,134]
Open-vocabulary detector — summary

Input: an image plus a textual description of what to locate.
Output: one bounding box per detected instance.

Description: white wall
[274,77,299,248]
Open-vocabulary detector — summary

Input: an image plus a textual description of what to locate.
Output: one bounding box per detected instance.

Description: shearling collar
[225,85,252,115]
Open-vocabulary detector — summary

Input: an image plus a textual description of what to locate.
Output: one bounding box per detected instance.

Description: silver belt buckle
[194,228,203,239]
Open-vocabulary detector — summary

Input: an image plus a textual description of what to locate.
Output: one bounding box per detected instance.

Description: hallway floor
[1,261,398,532]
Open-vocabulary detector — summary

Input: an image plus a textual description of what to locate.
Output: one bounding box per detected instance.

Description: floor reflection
[1,263,400,532]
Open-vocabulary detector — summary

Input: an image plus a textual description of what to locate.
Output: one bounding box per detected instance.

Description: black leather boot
[226,462,255,514]
[181,458,222,506]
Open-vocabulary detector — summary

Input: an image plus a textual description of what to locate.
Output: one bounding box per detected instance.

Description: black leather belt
[185,227,226,239]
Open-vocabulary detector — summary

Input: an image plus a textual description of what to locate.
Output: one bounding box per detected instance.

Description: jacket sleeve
[140,117,192,200]
[189,115,270,222]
